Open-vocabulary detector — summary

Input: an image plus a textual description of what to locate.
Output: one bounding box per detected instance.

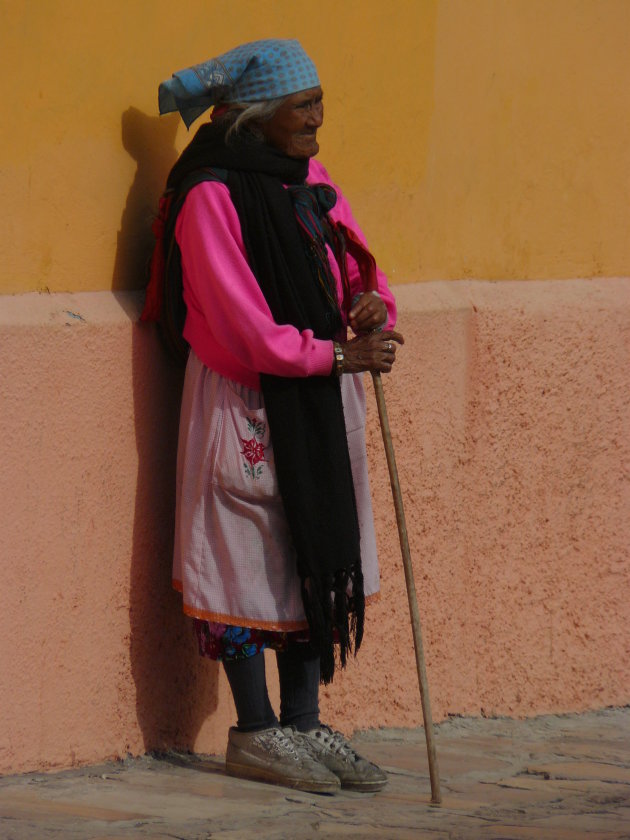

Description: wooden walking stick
[371,370,442,805]
[344,230,441,803]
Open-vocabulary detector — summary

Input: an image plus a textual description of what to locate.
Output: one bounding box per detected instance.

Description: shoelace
[311,726,360,761]
[254,727,313,763]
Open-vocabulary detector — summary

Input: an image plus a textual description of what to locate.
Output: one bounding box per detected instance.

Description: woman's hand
[349,291,388,334]
[340,330,404,374]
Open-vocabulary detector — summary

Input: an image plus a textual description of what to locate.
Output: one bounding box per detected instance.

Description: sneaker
[297,724,388,792]
[225,725,341,794]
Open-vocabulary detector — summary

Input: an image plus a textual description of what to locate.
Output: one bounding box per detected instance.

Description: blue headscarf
[159,39,320,128]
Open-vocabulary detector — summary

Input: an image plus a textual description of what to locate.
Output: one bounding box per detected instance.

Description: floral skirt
[194,619,311,661]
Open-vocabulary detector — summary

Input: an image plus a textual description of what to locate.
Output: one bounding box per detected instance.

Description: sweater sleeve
[176,180,335,379]
[307,159,397,329]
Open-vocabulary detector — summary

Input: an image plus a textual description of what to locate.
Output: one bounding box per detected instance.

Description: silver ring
[387,342,393,352]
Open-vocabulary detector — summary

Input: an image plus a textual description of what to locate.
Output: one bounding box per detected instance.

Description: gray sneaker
[225,725,341,793]
[297,724,388,792]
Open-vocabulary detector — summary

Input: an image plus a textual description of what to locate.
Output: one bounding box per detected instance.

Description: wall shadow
[113,107,177,291]
[118,106,219,752]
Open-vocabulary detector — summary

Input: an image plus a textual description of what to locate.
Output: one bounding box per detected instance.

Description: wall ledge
[1,277,629,326]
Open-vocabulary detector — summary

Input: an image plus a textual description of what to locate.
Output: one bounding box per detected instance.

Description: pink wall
[1,279,629,774]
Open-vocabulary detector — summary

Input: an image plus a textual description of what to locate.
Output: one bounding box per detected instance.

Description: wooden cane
[371,370,442,805]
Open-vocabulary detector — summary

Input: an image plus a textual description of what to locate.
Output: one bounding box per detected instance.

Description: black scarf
[167,122,364,682]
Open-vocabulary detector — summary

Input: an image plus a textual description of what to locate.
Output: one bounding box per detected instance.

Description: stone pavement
[1,708,628,840]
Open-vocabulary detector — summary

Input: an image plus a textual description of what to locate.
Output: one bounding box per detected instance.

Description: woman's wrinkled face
[260,86,324,158]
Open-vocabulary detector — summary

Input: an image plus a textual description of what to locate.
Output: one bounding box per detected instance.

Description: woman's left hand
[348,291,388,334]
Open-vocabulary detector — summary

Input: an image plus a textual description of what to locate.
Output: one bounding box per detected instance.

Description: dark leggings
[223,642,320,733]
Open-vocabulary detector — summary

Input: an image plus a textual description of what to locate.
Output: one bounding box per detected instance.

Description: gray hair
[218,96,290,141]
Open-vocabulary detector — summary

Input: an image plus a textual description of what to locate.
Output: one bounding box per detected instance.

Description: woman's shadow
[116,106,219,753]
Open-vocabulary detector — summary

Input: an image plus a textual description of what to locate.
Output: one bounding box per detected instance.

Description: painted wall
[1,1,629,775]
[2,0,630,295]
[1,281,628,774]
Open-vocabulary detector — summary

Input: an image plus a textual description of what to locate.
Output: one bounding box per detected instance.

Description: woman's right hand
[339,330,404,374]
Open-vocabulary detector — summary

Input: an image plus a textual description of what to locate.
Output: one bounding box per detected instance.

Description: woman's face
[260,86,324,158]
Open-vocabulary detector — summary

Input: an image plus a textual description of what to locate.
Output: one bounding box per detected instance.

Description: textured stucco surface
[1,279,629,774]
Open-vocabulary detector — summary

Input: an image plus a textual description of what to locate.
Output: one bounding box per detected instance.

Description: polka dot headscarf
[159,39,320,128]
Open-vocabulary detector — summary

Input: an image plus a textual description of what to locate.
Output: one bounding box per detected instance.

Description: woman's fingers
[382,330,404,346]
[377,331,404,372]
[348,291,388,332]
[377,332,401,372]
[341,329,404,374]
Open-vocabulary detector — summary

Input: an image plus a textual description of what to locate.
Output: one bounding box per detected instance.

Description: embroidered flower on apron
[241,417,267,479]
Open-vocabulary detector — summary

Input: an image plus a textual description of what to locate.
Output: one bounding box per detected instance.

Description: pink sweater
[176,158,397,391]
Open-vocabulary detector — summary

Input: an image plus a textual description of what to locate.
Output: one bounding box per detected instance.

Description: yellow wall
[1,0,629,294]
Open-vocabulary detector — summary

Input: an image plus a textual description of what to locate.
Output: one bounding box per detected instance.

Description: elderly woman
[147,39,403,794]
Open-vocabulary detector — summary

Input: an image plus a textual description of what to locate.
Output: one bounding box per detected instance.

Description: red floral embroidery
[240,437,266,466]
[241,417,267,479]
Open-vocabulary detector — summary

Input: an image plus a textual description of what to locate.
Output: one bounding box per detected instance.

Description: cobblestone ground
[1,708,628,839]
